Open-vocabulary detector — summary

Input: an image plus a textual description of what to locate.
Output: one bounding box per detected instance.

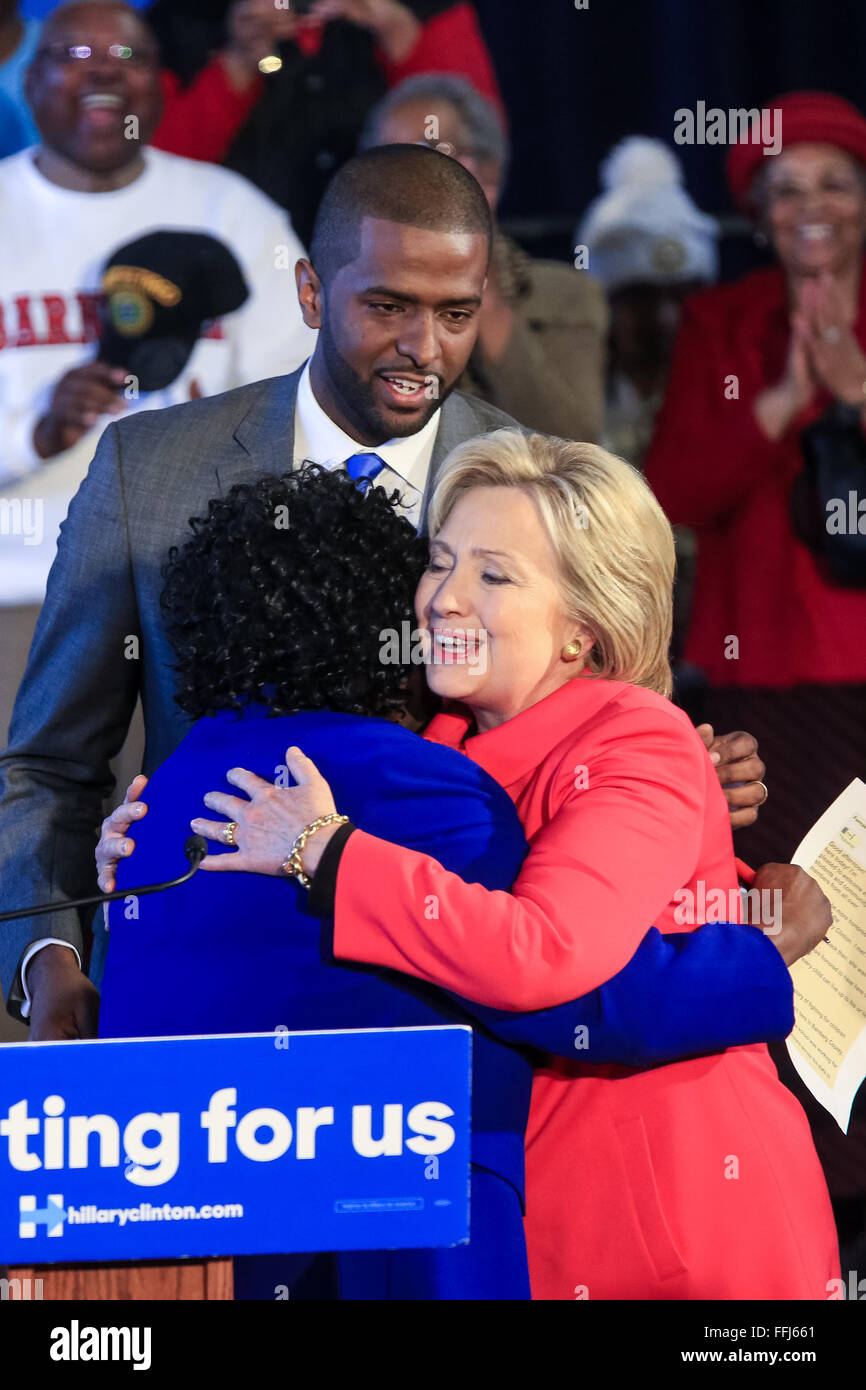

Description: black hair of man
[309,144,493,285]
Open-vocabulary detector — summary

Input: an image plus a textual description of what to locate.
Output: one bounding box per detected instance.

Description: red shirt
[332,677,838,1298]
[645,265,866,689]
[375,3,502,113]
[155,62,261,165]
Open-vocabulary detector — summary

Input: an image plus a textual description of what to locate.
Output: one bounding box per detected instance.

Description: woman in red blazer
[194,428,839,1300]
[645,93,866,1242]
[645,92,866,872]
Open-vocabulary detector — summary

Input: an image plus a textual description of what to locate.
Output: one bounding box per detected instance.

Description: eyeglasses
[36,43,156,66]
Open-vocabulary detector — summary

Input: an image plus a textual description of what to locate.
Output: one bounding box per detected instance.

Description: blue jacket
[98,706,793,1205]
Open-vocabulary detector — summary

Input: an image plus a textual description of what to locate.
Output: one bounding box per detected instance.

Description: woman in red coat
[645,92,866,870]
[194,428,839,1300]
[645,93,866,1241]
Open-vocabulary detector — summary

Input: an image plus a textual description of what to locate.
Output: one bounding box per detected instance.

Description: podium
[1,1027,471,1300]
[5,1257,232,1300]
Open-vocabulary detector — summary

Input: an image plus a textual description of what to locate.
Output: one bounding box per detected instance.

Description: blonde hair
[428,429,675,698]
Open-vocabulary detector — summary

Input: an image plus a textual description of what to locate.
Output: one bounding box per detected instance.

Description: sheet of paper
[786,778,866,1133]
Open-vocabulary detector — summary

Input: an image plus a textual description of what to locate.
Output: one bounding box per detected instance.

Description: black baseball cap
[98,230,250,392]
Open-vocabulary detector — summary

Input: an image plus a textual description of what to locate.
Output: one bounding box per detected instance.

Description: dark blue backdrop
[474,0,866,228]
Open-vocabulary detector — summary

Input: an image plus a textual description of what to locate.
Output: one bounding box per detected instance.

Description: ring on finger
[221,820,239,847]
[752,780,769,805]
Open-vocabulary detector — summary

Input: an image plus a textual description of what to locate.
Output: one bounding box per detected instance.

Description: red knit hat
[727,91,866,214]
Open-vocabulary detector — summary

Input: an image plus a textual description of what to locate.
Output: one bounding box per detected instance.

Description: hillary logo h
[19,1194,66,1238]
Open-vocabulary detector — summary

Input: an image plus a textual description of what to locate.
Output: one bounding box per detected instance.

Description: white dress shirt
[293,360,440,529]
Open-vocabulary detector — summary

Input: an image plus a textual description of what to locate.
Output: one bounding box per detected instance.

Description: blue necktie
[344,453,386,491]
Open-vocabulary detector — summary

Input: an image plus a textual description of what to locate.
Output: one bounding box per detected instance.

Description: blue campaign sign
[0,1026,471,1264]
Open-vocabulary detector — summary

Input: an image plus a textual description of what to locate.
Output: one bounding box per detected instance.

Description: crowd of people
[1,0,865,1301]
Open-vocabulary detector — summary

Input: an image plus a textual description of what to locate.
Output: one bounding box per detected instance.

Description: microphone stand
[0,836,209,924]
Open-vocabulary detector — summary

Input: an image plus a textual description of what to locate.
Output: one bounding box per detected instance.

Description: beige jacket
[459,234,608,442]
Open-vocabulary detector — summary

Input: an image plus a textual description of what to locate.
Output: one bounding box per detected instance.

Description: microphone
[0,835,209,924]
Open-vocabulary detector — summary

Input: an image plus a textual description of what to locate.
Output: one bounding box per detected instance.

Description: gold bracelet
[279,813,349,889]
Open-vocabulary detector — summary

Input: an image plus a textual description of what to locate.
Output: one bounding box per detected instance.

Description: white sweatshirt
[0,145,316,601]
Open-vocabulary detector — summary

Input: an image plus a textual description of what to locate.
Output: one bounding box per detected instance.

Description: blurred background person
[361,72,607,439]
[646,93,866,864]
[645,91,866,1268]
[0,0,311,492]
[0,0,313,769]
[146,0,502,245]
[0,0,273,159]
[579,135,718,670]
[578,136,719,470]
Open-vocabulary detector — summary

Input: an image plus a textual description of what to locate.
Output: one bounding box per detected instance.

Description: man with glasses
[0,1,313,847]
[0,0,274,158]
[0,0,311,489]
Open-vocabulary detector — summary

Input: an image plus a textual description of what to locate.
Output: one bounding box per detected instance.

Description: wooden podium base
[5,1258,232,1299]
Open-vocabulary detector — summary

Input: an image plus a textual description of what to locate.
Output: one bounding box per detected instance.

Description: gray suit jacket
[0,364,517,1014]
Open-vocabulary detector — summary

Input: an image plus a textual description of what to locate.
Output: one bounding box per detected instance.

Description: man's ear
[295,259,324,329]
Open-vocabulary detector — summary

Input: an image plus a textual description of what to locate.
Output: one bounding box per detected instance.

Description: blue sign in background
[0,1027,471,1264]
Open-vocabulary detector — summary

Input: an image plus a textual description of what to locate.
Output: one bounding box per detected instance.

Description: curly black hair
[160,464,429,720]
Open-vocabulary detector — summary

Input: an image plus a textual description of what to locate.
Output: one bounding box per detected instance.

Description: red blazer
[333,676,839,1299]
[645,264,866,690]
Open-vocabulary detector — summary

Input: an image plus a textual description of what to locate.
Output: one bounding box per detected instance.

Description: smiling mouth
[430,629,487,667]
[798,223,835,242]
[377,373,434,407]
[81,93,124,109]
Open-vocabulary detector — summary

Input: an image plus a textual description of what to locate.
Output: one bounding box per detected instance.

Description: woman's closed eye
[427,558,512,584]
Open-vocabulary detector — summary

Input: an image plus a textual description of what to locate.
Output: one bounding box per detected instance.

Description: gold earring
[561,640,582,662]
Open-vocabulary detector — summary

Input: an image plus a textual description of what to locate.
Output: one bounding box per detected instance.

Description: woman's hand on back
[192,747,341,881]
[96,774,150,892]
[695,725,767,828]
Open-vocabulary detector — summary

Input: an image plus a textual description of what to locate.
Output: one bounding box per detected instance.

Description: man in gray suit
[0,143,513,1038]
